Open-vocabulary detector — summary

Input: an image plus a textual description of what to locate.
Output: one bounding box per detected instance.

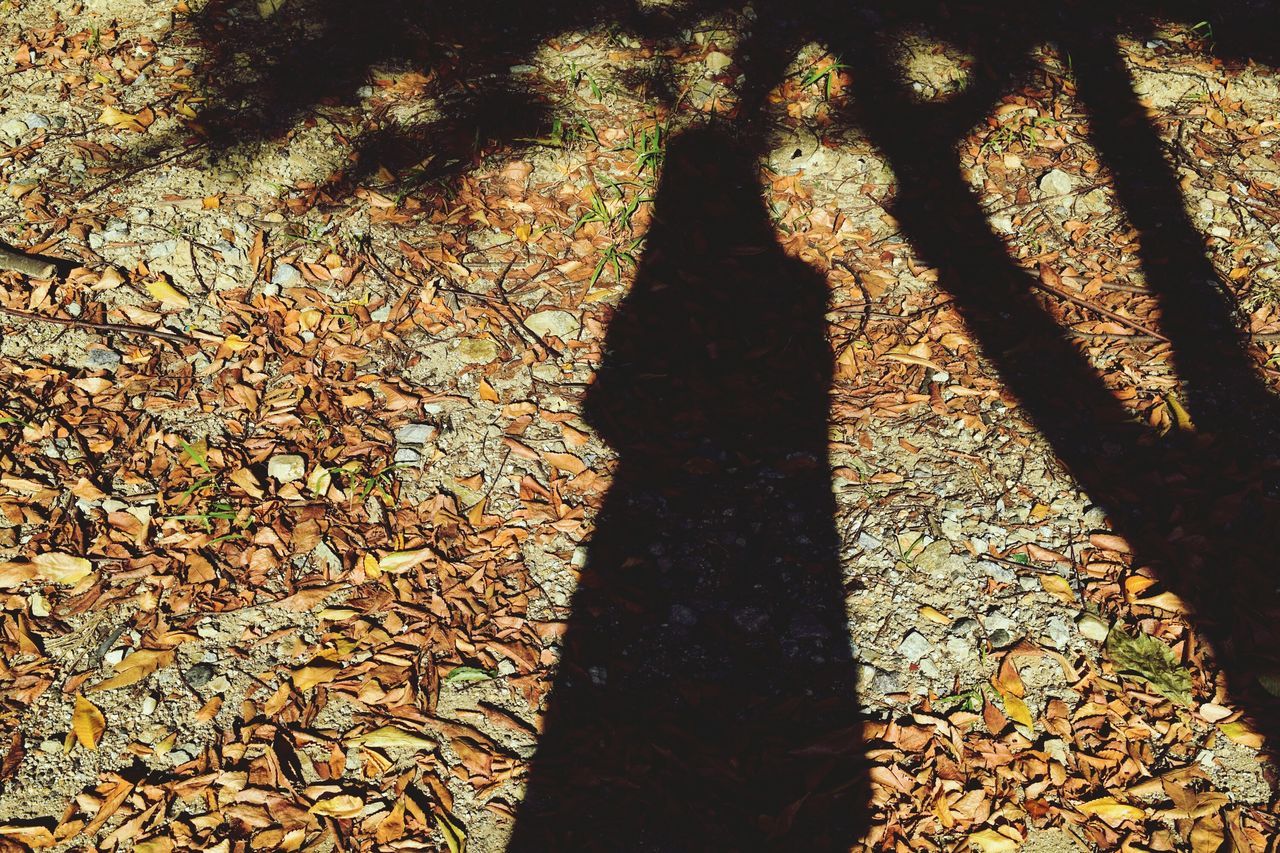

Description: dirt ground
[0,0,1278,850]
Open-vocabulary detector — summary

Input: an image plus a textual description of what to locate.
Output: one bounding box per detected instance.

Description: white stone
[1039,168,1074,197]
[524,310,580,340]
[267,453,306,484]
[898,630,932,662]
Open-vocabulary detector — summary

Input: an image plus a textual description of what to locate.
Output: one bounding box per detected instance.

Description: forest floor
[0,0,1279,851]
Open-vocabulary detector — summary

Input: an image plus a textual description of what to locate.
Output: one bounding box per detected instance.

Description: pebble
[393,447,422,465]
[1075,612,1109,643]
[987,628,1014,648]
[870,670,901,694]
[267,454,306,484]
[457,338,500,364]
[395,423,438,446]
[271,263,302,287]
[22,113,49,130]
[705,51,733,73]
[1075,188,1109,216]
[1039,168,1074,197]
[141,696,157,716]
[85,347,122,370]
[524,309,580,340]
[898,630,932,662]
[0,117,28,140]
[1044,616,1072,650]
[185,662,216,688]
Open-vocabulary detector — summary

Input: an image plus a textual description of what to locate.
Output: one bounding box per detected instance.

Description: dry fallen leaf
[308,794,364,818]
[87,649,175,692]
[1078,797,1145,827]
[966,828,1020,852]
[72,694,105,750]
[346,725,436,750]
[145,278,190,309]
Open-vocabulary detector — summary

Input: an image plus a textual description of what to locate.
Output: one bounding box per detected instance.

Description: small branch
[0,303,194,345]
[1032,278,1169,342]
[0,244,55,278]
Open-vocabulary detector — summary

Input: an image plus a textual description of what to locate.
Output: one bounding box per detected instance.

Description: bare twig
[0,244,55,278]
[1032,277,1169,342]
[0,303,194,345]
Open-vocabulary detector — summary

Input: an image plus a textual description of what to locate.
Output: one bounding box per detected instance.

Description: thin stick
[0,303,193,345]
[1032,278,1170,342]
[0,245,55,278]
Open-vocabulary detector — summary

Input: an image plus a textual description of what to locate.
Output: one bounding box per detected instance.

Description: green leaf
[443,666,495,684]
[1105,627,1192,704]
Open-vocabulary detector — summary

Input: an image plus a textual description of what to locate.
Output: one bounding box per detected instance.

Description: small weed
[800,55,850,100]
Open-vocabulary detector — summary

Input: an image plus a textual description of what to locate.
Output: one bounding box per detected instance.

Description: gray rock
[524,309,580,340]
[393,447,422,465]
[1039,168,1074,197]
[870,670,901,694]
[22,113,50,130]
[267,454,306,484]
[395,423,438,446]
[186,662,216,688]
[988,628,1014,648]
[85,347,121,370]
[1075,188,1109,216]
[898,630,932,662]
[271,263,302,287]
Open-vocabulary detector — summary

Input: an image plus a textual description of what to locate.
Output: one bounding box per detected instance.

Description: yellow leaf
[918,605,951,625]
[377,548,434,574]
[32,552,93,584]
[477,379,499,403]
[1039,574,1075,603]
[346,725,436,750]
[99,105,148,132]
[305,465,331,496]
[88,648,175,692]
[146,278,190,310]
[1219,721,1265,748]
[967,828,1020,852]
[72,694,106,750]
[1132,591,1189,613]
[1163,393,1195,432]
[1078,797,1145,826]
[1000,691,1034,731]
[308,794,364,818]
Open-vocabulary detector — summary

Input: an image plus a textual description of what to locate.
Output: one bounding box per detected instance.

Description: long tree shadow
[506,125,867,851]
[812,0,1280,748]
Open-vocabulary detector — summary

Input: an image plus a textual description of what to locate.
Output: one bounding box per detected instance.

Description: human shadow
[175,0,1280,840]
[506,126,867,850]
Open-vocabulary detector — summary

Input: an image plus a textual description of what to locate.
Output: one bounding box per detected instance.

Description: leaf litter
[0,1,1273,851]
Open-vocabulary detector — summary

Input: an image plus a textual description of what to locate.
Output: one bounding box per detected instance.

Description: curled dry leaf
[87,649,175,692]
[966,828,1021,852]
[72,694,105,750]
[1077,796,1145,827]
[346,725,436,750]
[308,794,364,818]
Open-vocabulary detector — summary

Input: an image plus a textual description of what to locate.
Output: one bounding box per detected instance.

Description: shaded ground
[0,0,1278,850]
